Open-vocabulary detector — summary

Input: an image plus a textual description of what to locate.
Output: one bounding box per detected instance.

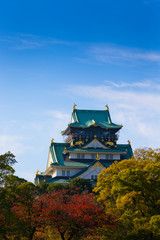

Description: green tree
[69,177,93,193]
[37,180,49,194]
[0,152,18,239]
[0,152,16,184]
[94,148,160,240]
[47,183,68,192]
[0,177,34,240]
[0,151,38,240]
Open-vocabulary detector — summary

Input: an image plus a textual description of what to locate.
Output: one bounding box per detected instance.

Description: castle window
[91,154,96,159]
[77,153,85,159]
[67,170,70,176]
[62,170,65,176]
[91,175,97,180]
[106,154,113,160]
[81,153,84,159]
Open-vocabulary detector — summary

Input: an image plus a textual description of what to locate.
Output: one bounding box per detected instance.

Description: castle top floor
[62,105,122,136]
[61,105,123,148]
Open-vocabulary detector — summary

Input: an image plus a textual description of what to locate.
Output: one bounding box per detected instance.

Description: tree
[0,152,42,240]
[13,189,117,240]
[39,190,118,240]
[37,178,93,195]
[37,181,50,194]
[0,152,16,184]
[69,177,93,193]
[11,182,40,240]
[0,152,19,239]
[47,183,68,192]
[94,148,160,240]
[0,178,38,240]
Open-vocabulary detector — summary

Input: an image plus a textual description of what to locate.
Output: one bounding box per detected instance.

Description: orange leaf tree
[37,190,117,240]
[13,189,117,240]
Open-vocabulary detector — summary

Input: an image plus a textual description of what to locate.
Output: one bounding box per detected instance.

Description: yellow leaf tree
[94,148,160,240]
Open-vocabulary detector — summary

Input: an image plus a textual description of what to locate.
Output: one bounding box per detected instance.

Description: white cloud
[0,135,32,156]
[1,33,70,50]
[45,110,70,121]
[88,45,160,65]
[104,80,160,90]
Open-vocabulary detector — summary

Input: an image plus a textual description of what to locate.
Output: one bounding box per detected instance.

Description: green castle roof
[49,142,133,167]
[50,142,69,165]
[62,109,122,135]
[38,142,133,184]
[46,161,115,184]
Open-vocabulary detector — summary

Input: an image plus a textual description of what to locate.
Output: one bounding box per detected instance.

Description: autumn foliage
[2,148,160,240]
[94,148,160,240]
[12,189,117,240]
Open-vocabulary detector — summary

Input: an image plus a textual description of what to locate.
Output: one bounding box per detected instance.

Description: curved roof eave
[62,124,122,135]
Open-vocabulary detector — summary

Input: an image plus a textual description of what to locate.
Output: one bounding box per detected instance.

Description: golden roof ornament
[128,140,131,145]
[73,104,77,110]
[70,142,74,146]
[36,170,40,175]
[51,138,54,144]
[96,154,100,161]
[105,104,109,111]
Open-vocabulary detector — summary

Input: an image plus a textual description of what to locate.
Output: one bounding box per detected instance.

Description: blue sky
[1,0,160,181]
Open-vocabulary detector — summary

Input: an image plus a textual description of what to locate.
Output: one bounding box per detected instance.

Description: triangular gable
[84,139,107,149]
[73,161,105,180]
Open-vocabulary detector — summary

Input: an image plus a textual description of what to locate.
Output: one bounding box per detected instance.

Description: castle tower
[35,105,133,184]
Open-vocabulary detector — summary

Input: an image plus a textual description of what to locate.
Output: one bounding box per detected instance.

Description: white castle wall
[69,153,120,160]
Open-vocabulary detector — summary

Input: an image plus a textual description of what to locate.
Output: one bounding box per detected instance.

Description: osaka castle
[35,105,133,185]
